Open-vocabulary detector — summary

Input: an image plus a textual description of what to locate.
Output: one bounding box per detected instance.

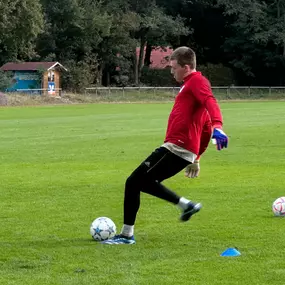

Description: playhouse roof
[0,62,67,71]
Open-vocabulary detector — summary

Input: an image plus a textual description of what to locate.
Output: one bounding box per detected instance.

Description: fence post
[269,87,271,97]
[248,86,251,97]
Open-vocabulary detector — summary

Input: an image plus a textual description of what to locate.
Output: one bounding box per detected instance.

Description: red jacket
[164,71,223,156]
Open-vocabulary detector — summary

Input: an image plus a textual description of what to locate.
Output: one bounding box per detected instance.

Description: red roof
[136,46,173,69]
[0,62,67,71]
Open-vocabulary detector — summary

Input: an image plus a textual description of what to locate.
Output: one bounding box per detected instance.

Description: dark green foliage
[0,0,43,64]
[217,0,285,85]
[140,64,235,86]
[0,0,285,87]
[198,64,235,86]
[61,59,98,92]
[140,67,178,87]
[0,70,13,91]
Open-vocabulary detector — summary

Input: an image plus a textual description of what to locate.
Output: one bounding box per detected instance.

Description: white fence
[85,86,285,99]
[85,86,180,96]
[16,88,62,96]
[8,86,285,100]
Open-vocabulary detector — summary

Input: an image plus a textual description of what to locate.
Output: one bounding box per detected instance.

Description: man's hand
[185,160,200,178]
[212,128,228,150]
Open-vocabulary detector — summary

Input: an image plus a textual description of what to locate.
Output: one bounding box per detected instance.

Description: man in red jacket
[102,46,228,245]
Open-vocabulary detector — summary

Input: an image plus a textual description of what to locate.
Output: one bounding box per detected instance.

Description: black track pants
[124,147,189,225]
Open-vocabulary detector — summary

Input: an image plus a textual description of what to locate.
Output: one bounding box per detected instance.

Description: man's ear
[182,65,188,73]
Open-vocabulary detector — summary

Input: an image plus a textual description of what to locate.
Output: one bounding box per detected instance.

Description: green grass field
[1,101,285,285]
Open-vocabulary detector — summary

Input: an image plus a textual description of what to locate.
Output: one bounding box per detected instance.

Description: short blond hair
[170,46,196,69]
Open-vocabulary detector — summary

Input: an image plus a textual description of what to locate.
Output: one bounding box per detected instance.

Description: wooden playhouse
[0,62,67,96]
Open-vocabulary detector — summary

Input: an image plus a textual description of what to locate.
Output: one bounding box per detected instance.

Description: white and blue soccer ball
[90,217,116,241]
[272,197,285,216]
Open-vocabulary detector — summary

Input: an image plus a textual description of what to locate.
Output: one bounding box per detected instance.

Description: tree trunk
[101,63,111,86]
[98,62,104,86]
[137,38,147,82]
[106,70,110,86]
[283,12,285,57]
[132,49,139,85]
[144,43,152,67]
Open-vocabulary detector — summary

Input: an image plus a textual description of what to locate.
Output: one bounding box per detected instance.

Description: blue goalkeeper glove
[212,128,228,150]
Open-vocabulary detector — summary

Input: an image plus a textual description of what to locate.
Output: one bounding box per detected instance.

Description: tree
[94,0,189,86]
[38,0,111,60]
[217,0,285,85]
[96,0,140,86]
[0,71,13,91]
[129,1,189,85]
[157,0,229,65]
[0,0,44,65]
[37,0,112,89]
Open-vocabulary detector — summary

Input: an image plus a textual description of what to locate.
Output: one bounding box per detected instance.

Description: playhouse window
[48,71,55,82]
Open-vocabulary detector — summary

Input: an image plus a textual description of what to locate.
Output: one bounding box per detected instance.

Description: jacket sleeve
[190,76,223,129]
[196,113,212,160]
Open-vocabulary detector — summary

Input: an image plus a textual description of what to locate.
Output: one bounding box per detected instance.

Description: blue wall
[7,71,41,92]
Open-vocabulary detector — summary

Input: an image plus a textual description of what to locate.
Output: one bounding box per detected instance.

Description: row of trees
[0,0,285,90]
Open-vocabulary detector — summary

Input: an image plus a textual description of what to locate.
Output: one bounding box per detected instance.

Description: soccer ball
[272,197,285,216]
[90,217,116,241]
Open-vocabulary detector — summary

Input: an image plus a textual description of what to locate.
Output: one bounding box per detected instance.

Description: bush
[61,59,98,92]
[198,63,235,86]
[140,64,235,86]
[0,70,13,91]
[140,67,178,87]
